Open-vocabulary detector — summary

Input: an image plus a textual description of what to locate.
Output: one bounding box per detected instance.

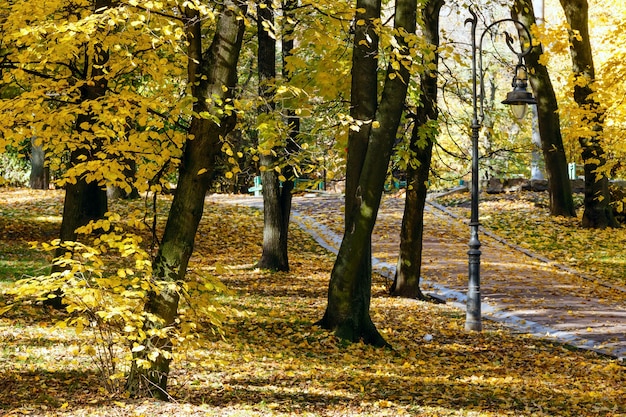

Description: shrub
[0,152,29,186]
[3,213,226,394]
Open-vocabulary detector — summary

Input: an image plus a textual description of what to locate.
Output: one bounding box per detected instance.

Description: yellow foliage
[0,0,196,192]
[4,210,226,394]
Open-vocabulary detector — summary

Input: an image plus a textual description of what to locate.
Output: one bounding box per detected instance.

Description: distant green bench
[248,176,262,196]
[249,176,325,195]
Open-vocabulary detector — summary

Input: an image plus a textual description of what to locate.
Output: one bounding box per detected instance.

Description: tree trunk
[46,0,111,309]
[318,0,380,344]
[512,0,575,217]
[258,156,293,271]
[255,0,294,272]
[56,0,111,245]
[391,0,444,299]
[319,0,417,346]
[29,137,49,190]
[559,0,617,228]
[126,1,246,399]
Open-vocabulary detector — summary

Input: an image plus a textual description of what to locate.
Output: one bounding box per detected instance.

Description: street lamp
[465,8,537,332]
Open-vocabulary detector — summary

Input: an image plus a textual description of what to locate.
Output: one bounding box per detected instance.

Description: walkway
[209,193,626,360]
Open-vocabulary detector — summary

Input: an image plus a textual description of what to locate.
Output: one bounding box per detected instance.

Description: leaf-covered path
[1,188,624,416]
[211,193,626,359]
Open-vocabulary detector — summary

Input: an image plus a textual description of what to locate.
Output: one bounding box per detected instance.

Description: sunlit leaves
[0,191,624,414]
[0,0,198,192]
[436,191,626,287]
[4,206,227,394]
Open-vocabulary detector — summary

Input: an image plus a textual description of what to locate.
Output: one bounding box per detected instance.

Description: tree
[29,137,49,190]
[54,0,111,262]
[255,0,296,272]
[511,0,576,217]
[126,0,247,398]
[318,0,417,345]
[558,0,617,228]
[391,0,444,299]
[0,0,192,240]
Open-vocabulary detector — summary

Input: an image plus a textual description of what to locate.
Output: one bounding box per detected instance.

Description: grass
[0,187,624,416]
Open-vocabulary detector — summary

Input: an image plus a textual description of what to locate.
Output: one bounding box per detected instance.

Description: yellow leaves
[74,317,88,335]
[131,343,146,353]
[0,304,14,316]
[0,0,194,193]
[2,193,625,414]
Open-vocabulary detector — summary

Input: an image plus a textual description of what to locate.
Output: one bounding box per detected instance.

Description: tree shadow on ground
[0,369,103,412]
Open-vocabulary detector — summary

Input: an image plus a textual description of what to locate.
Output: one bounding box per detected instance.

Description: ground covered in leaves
[0,188,624,416]
[434,191,626,290]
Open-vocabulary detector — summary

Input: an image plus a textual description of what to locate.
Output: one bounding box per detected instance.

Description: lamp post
[465,8,537,332]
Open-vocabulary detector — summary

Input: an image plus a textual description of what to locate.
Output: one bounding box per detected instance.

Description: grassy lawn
[0,188,624,416]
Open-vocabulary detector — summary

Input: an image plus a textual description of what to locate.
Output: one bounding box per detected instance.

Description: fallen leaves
[435,191,626,289]
[0,189,624,416]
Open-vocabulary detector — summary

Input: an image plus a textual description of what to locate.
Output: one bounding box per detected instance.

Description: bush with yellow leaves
[5,213,226,394]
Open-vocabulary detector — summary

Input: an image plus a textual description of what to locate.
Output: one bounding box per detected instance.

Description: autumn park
[0,0,625,415]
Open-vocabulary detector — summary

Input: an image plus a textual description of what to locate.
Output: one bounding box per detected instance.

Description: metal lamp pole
[465,8,537,332]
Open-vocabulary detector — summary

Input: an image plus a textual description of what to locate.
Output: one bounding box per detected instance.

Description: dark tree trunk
[318,0,381,344]
[56,77,110,236]
[255,0,294,272]
[46,0,111,309]
[107,158,140,200]
[29,138,49,190]
[126,1,246,399]
[258,157,293,271]
[319,0,417,346]
[56,0,111,246]
[559,0,617,228]
[391,0,443,299]
[511,0,575,217]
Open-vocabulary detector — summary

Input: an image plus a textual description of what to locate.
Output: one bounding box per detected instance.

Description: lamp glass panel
[510,103,528,120]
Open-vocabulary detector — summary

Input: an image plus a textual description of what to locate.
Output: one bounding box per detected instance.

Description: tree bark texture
[126,1,246,399]
[56,0,111,248]
[46,0,111,309]
[512,0,575,217]
[392,0,444,299]
[559,0,617,228]
[319,0,418,346]
[256,0,294,272]
[318,0,381,344]
[29,138,49,190]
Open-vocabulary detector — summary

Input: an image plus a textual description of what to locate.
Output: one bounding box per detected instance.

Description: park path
[208,193,626,360]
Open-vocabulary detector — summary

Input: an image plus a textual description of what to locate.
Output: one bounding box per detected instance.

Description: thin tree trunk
[29,137,49,190]
[391,0,443,299]
[126,2,246,399]
[256,0,294,272]
[512,0,575,217]
[559,0,617,227]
